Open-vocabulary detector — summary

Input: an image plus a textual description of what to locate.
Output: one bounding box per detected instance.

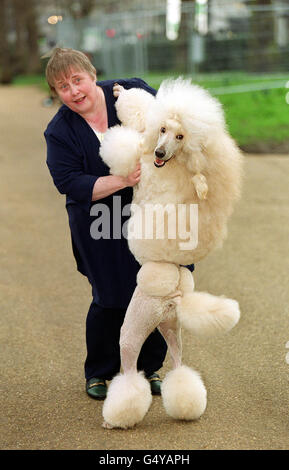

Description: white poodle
[99,78,243,429]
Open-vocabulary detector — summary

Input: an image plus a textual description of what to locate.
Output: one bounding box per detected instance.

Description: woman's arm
[91,163,141,201]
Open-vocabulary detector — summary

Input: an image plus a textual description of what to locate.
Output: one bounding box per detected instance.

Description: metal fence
[52,1,289,77]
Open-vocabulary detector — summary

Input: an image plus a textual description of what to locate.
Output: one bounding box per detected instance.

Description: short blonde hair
[45,47,96,95]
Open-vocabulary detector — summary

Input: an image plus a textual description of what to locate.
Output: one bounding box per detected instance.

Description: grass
[11,71,289,151]
[12,74,48,88]
[221,88,288,147]
[141,72,289,149]
[141,70,289,91]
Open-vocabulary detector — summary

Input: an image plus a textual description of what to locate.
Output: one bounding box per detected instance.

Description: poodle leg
[102,287,165,429]
[158,312,207,421]
[114,86,155,131]
[137,262,180,297]
[158,316,182,370]
[120,287,168,374]
[99,126,142,177]
[113,82,124,98]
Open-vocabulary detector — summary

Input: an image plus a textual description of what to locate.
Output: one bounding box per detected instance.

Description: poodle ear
[143,126,159,154]
[203,128,243,202]
[180,124,243,205]
[142,106,162,153]
[181,138,207,174]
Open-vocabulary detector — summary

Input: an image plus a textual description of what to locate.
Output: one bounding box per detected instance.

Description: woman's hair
[45,47,96,95]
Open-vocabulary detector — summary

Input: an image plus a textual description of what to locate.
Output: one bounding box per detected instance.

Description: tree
[0,0,41,84]
[60,0,96,19]
[25,0,41,74]
[247,0,276,72]
[0,0,13,83]
[13,0,41,74]
[12,0,28,75]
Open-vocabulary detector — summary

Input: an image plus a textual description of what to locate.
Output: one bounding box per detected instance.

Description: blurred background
[0,0,288,153]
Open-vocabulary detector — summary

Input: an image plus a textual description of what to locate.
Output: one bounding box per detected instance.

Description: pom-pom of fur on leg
[115,87,155,132]
[137,262,180,297]
[99,125,142,177]
[161,365,207,421]
[176,291,240,337]
[102,372,152,429]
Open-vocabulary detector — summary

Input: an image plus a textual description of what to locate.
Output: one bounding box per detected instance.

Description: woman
[44,48,168,400]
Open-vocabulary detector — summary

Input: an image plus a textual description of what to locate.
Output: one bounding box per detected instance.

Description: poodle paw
[102,372,152,429]
[161,365,207,421]
[113,83,125,98]
[192,174,208,200]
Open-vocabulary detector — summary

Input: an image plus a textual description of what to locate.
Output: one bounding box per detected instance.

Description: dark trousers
[85,302,168,381]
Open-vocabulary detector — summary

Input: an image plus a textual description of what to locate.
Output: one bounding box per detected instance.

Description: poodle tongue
[154,158,166,168]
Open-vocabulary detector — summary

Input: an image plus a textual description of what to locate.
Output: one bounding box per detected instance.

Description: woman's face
[54,68,98,115]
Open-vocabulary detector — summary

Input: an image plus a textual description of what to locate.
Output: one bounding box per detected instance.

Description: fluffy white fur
[101,79,242,266]
[176,291,240,337]
[136,261,180,297]
[102,371,152,429]
[100,126,142,177]
[114,86,155,132]
[99,78,243,429]
[161,365,207,420]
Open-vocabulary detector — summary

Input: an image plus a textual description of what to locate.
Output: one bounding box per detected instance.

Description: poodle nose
[155,148,166,159]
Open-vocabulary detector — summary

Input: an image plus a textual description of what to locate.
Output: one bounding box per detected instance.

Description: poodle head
[153,115,186,168]
[145,78,226,172]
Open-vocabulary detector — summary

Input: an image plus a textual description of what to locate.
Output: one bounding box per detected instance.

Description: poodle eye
[176,134,184,140]
[160,127,166,133]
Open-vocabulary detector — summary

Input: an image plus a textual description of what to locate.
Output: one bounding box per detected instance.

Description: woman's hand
[123,163,141,187]
[91,163,141,201]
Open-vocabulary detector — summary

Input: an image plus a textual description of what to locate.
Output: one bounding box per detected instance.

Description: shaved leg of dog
[102,287,173,429]
[120,288,165,373]
[158,314,207,421]
[158,316,182,370]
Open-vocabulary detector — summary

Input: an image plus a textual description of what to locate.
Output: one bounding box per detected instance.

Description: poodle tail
[176,290,240,337]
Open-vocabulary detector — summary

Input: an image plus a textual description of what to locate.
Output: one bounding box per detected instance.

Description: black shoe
[86,378,107,400]
[147,373,162,395]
